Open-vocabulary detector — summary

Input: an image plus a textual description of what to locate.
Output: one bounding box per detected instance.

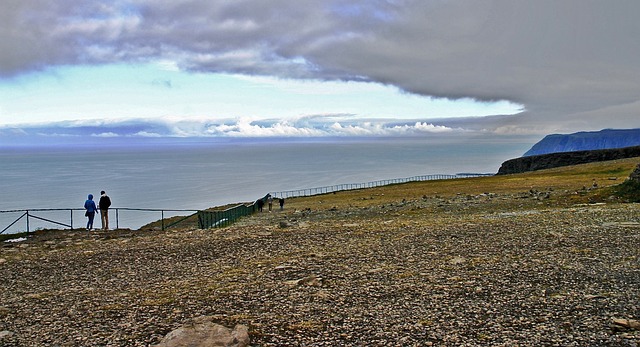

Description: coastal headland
[1,158,639,346]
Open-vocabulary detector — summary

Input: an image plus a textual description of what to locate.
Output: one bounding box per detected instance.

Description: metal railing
[0,208,199,235]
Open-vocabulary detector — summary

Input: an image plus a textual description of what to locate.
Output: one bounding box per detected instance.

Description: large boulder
[154,316,249,347]
[612,162,640,202]
[630,163,640,182]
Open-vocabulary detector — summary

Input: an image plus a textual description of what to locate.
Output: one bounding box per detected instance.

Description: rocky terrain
[1,160,639,346]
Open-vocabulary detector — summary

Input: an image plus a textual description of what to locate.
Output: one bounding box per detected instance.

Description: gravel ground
[1,192,639,346]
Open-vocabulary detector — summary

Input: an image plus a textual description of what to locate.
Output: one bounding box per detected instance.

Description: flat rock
[449,256,467,265]
[153,317,249,347]
[612,318,640,330]
[285,275,322,287]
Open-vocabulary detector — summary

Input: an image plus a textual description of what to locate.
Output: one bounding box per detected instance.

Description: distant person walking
[279,198,285,211]
[268,195,273,212]
[84,194,98,230]
[98,190,112,230]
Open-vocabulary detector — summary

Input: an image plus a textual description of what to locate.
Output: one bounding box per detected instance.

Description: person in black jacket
[256,198,264,212]
[98,190,112,230]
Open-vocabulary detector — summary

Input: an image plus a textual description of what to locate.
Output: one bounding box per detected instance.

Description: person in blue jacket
[84,194,98,230]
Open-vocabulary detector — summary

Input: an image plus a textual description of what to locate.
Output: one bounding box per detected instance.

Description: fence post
[26,210,30,233]
[70,209,73,230]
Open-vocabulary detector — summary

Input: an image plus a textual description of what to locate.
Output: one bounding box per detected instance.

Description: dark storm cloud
[1,0,639,134]
[302,0,640,133]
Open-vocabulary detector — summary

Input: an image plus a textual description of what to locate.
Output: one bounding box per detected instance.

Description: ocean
[0,136,534,233]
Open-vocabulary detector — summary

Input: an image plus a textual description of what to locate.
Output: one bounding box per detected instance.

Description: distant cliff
[524,128,640,156]
[497,145,640,175]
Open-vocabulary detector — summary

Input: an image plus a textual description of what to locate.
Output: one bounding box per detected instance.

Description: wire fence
[269,173,487,199]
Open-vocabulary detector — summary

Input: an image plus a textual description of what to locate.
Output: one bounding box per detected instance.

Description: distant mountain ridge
[524,128,640,156]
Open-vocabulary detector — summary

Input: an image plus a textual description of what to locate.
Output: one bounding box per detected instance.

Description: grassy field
[285,157,639,212]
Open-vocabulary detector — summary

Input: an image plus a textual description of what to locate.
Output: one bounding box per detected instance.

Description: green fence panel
[197,194,269,229]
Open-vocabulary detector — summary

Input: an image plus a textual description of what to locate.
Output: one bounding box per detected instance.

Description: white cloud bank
[0,117,458,139]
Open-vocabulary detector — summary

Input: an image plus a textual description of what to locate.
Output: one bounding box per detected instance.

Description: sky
[1,0,639,139]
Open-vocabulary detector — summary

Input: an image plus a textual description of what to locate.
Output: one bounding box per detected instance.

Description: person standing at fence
[84,194,98,231]
[98,190,112,230]
[279,198,285,211]
[267,195,273,212]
